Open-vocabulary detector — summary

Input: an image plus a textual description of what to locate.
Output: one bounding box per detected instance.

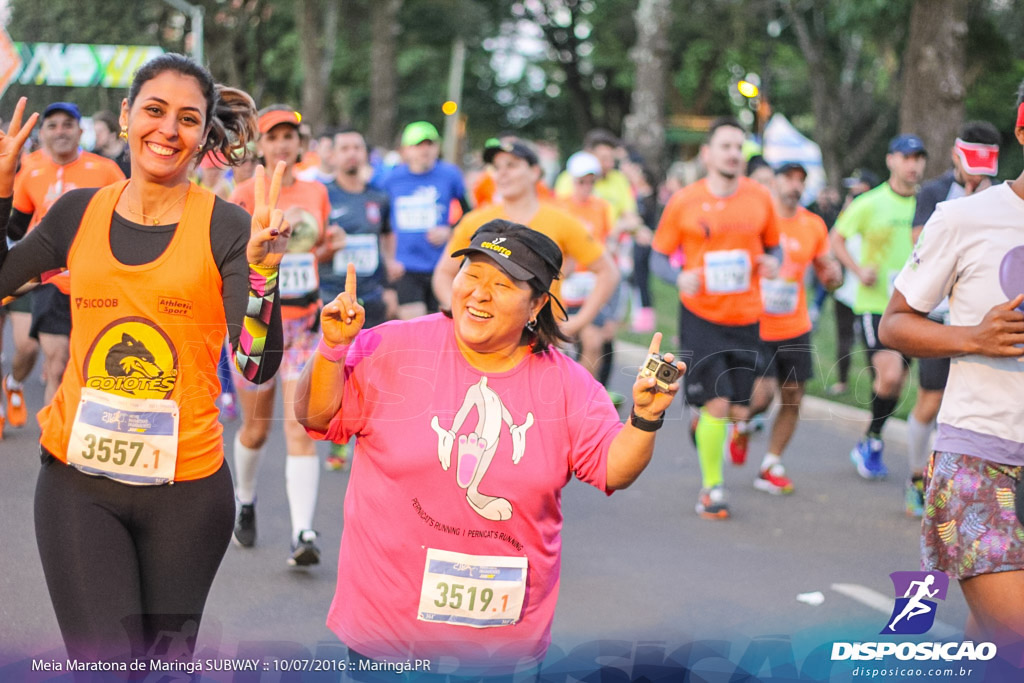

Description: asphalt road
[0,333,993,682]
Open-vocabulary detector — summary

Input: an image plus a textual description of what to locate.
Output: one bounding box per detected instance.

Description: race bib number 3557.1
[66,388,179,485]
[418,549,528,628]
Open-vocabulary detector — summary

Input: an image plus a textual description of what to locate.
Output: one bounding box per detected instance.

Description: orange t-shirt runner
[39,181,228,482]
[14,150,125,231]
[230,178,330,320]
[653,177,779,326]
[759,207,830,342]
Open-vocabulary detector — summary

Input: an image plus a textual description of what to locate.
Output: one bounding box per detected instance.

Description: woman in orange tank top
[0,55,288,665]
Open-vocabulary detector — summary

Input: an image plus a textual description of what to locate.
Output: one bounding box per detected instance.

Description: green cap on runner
[401,121,440,147]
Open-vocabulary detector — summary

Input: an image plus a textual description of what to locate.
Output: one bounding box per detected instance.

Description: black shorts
[395,270,438,312]
[678,303,767,407]
[5,291,32,314]
[29,284,72,339]
[762,332,814,384]
[918,356,950,392]
[860,312,911,363]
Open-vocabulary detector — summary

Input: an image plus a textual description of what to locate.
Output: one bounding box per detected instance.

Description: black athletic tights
[34,449,234,664]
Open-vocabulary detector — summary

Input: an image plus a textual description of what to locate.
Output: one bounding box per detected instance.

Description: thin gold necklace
[128,187,189,225]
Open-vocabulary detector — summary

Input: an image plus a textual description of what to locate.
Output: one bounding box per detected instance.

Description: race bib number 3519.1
[66,388,179,485]
[418,549,528,628]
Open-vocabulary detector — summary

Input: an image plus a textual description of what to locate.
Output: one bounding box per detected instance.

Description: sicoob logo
[83,317,178,398]
[882,571,949,635]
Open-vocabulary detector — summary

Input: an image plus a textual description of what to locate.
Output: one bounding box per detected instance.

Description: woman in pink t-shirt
[295,220,684,677]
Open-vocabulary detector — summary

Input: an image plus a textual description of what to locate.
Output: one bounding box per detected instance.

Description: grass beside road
[616,278,918,421]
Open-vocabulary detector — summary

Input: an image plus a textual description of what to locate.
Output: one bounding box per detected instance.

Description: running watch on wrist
[630,407,664,432]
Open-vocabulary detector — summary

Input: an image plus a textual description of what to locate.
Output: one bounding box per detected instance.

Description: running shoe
[288,529,321,567]
[217,392,238,423]
[233,503,256,548]
[325,441,350,471]
[850,437,888,480]
[905,478,925,517]
[695,485,730,520]
[729,424,749,466]
[630,307,656,334]
[827,382,848,396]
[4,376,26,428]
[754,463,794,495]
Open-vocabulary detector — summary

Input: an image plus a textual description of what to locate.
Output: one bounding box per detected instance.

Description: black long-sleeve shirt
[0,189,282,382]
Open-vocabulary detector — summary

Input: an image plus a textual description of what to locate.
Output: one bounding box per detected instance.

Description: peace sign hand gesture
[246,161,291,267]
[0,98,39,195]
[321,263,365,348]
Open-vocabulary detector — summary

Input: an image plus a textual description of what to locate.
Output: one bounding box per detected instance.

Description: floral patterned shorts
[236,310,319,388]
[922,451,1024,580]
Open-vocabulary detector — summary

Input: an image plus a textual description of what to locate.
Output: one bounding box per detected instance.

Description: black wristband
[630,407,663,432]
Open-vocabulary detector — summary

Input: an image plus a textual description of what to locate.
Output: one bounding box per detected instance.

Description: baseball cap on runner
[482,139,539,166]
[451,219,564,299]
[888,134,927,156]
[401,121,441,147]
[566,151,602,178]
[774,161,807,176]
[843,168,880,189]
[258,107,302,134]
[43,102,81,122]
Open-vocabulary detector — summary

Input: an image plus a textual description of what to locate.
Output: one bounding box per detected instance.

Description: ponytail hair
[127,53,257,167]
[205,85,258,165]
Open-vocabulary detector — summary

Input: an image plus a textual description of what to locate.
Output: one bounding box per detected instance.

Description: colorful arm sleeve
[234,263,280,382]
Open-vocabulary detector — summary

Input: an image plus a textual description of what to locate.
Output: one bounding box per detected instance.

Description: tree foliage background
[3,0,1024,185]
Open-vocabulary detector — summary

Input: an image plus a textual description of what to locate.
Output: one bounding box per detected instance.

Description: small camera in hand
[639,353,681,392]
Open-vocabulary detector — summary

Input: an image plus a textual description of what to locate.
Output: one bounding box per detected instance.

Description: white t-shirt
[894,182,1024,465]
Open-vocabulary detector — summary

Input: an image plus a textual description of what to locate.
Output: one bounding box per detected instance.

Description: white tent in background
[761,113,826,206]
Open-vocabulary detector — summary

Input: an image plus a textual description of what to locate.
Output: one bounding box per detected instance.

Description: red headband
[954,138,999,176]
[1017,102,1024,128]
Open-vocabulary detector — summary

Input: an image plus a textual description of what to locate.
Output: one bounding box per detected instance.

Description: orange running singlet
[39,181,228,481]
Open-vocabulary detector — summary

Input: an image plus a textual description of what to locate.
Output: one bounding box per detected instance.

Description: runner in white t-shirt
[879,82,1024,648]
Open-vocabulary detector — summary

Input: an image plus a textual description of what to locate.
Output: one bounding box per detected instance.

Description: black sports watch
[630,407,664,432]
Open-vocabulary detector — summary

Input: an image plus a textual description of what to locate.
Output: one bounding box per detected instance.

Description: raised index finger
[647,331,662,356]
[345,262,357,299]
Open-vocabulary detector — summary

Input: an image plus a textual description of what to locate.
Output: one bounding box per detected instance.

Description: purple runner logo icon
[881,571,949,635]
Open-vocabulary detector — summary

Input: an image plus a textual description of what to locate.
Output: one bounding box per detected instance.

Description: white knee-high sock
[906,415,935,477]
[233,433,263,504]
[286,455,320,542]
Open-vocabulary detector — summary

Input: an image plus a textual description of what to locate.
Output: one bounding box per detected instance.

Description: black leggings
[34,449,235,663]
[630,242,653,308]
[833,298,859,384]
